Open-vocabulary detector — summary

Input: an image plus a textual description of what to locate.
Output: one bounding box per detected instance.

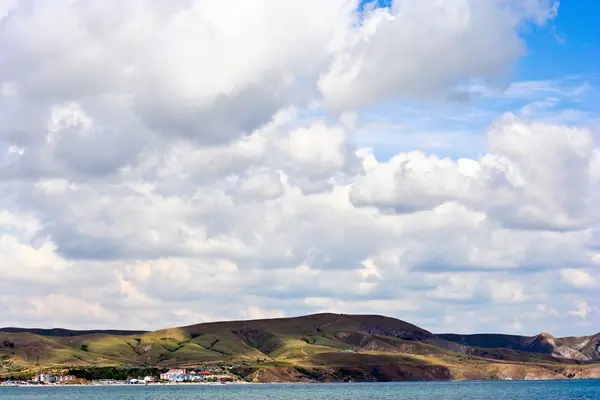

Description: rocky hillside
[439,332,600,361]
[559,333,600,360]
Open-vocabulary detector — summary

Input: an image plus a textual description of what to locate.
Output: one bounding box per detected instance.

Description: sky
[0,0,599,337]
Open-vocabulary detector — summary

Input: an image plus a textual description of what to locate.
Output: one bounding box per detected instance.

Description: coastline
[3,376,600,387]
[0,382,250,387]
[3,379,600,388]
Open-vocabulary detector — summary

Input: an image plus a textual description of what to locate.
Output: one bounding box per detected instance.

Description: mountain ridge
[2,313,600,382]
[0,328,148,337]
[438,331,600,361]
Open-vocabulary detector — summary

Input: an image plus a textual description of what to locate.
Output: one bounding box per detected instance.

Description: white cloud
[27,294,115,323]
[2,0,599,337]
[246,307,286,321]
[231,170,285,202]
[560,269,598,289]
[0,0,356,140]
[319,0,557,112]
[352,114,595,232]
[487,280,527,303]
[350,151,480,213]
[427,274,478,300]
[569,301,593,319]
[519,97,559,117]
[0,0,17,19]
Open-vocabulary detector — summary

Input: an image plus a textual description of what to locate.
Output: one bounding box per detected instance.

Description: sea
[0,380,599,399]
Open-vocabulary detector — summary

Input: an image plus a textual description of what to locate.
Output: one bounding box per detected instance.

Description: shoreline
[0,382,248,387]
[2,378,600,387]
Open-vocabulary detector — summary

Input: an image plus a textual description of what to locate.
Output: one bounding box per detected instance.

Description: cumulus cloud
[0,0,356,181]
[351,114,595,232]
[319,0,558,111]
[2,0,598,337]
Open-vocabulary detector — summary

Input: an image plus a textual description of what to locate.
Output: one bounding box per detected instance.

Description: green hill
[1,313,599,382]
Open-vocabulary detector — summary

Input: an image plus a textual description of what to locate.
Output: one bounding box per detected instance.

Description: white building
[32,373,53,383]
[160,369,187,381]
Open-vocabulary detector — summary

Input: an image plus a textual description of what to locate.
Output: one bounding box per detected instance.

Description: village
[0,368,237,386]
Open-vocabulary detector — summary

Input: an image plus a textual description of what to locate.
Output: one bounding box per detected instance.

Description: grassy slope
[2,313,600,381]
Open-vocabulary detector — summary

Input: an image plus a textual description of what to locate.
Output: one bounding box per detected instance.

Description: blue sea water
[0,380,599,399]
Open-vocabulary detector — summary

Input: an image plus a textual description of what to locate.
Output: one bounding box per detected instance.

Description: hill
[1,313,600,382]
[0,328,147,337]
[439,332,600,361]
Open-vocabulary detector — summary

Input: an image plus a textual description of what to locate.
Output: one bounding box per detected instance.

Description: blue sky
[515,0,600,79]
[355,0,600,161]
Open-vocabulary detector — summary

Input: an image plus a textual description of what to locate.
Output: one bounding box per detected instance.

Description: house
[32,373,53,383]
[160,369,188,381]
[191,371,215,380]
[144,376,155,383]
[31,373,75,384]
[184,373,207,381]
[159,369,220,382]
[55,375,75,383]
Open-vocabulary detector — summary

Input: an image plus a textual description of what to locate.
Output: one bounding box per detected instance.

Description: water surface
[1,380,599,399]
